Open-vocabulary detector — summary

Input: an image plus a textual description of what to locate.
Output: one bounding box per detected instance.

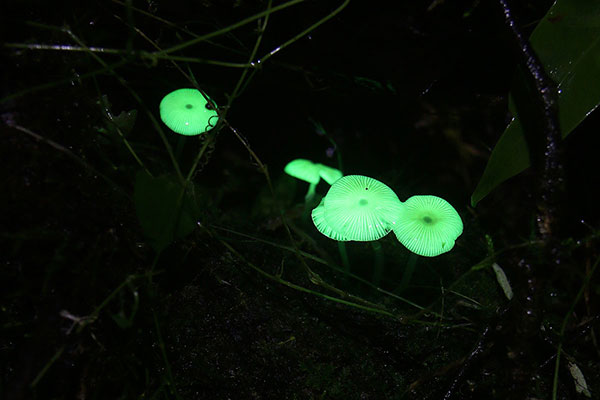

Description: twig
[499,0,564,246]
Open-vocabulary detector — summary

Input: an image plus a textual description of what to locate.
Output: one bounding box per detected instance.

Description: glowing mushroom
[312,175,403,242]
[284,159,322,202]
[392,195,463,257]
[311,199,349,241]
[315,163,343,185]
[159,88,218,136]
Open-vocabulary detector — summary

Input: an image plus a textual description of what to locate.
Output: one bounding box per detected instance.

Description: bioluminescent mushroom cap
[313,175,403,241]
[284,159,321,184]
[316,163,343,185]
[285,159,322,201]
[311,199,349,241]
[392,195,463,257]
[159,88,218,136]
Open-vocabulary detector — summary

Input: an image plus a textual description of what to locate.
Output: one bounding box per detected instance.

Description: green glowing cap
[392,195,463,257]
[284,159,322,201]
[314,175,403,241]
[284,159,321,184]
[316,163,343,185]
[159,88,218,136]
[311,199,349,241]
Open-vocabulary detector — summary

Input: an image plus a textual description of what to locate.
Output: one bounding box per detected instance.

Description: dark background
[2,0,599,399]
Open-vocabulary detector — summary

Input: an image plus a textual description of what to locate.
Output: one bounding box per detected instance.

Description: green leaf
[110,109,138,136]
[96,94,137,137]
[134,171,199,252]
[471,0,600,206]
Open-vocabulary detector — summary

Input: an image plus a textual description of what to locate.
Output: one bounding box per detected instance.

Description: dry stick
[154,0,308,56]
[4,42,123,54]
[4,35,247,68]
[499,0,563,248]
[146,54,251,68]
[233,0,352,99]
[503,1,565,398]
[254,0,351,66]
[120,17,198,82]
[111,0,250,56]
[12,1,309,73]
[223,0,274,117]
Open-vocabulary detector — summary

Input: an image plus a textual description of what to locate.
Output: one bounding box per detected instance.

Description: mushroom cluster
[310,174,463,257]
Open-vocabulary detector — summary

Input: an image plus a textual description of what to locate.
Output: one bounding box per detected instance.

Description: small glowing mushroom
[392,195,463,257]
[284,159,322,201]
[312,175,403,241]
[159,88,218,136]
[315,163,343,185]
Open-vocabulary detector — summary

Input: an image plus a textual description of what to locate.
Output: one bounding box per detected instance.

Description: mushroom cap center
[185,104,193,109]
[423,216,433,224]
[358,198,368,206]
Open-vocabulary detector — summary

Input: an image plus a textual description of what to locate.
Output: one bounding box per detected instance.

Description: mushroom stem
[301,183,320,220]
[304,182,317,203]
[174,135,187,161]
[370,241,385,286]
[394,253,418,294]
[338,241,350,274]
